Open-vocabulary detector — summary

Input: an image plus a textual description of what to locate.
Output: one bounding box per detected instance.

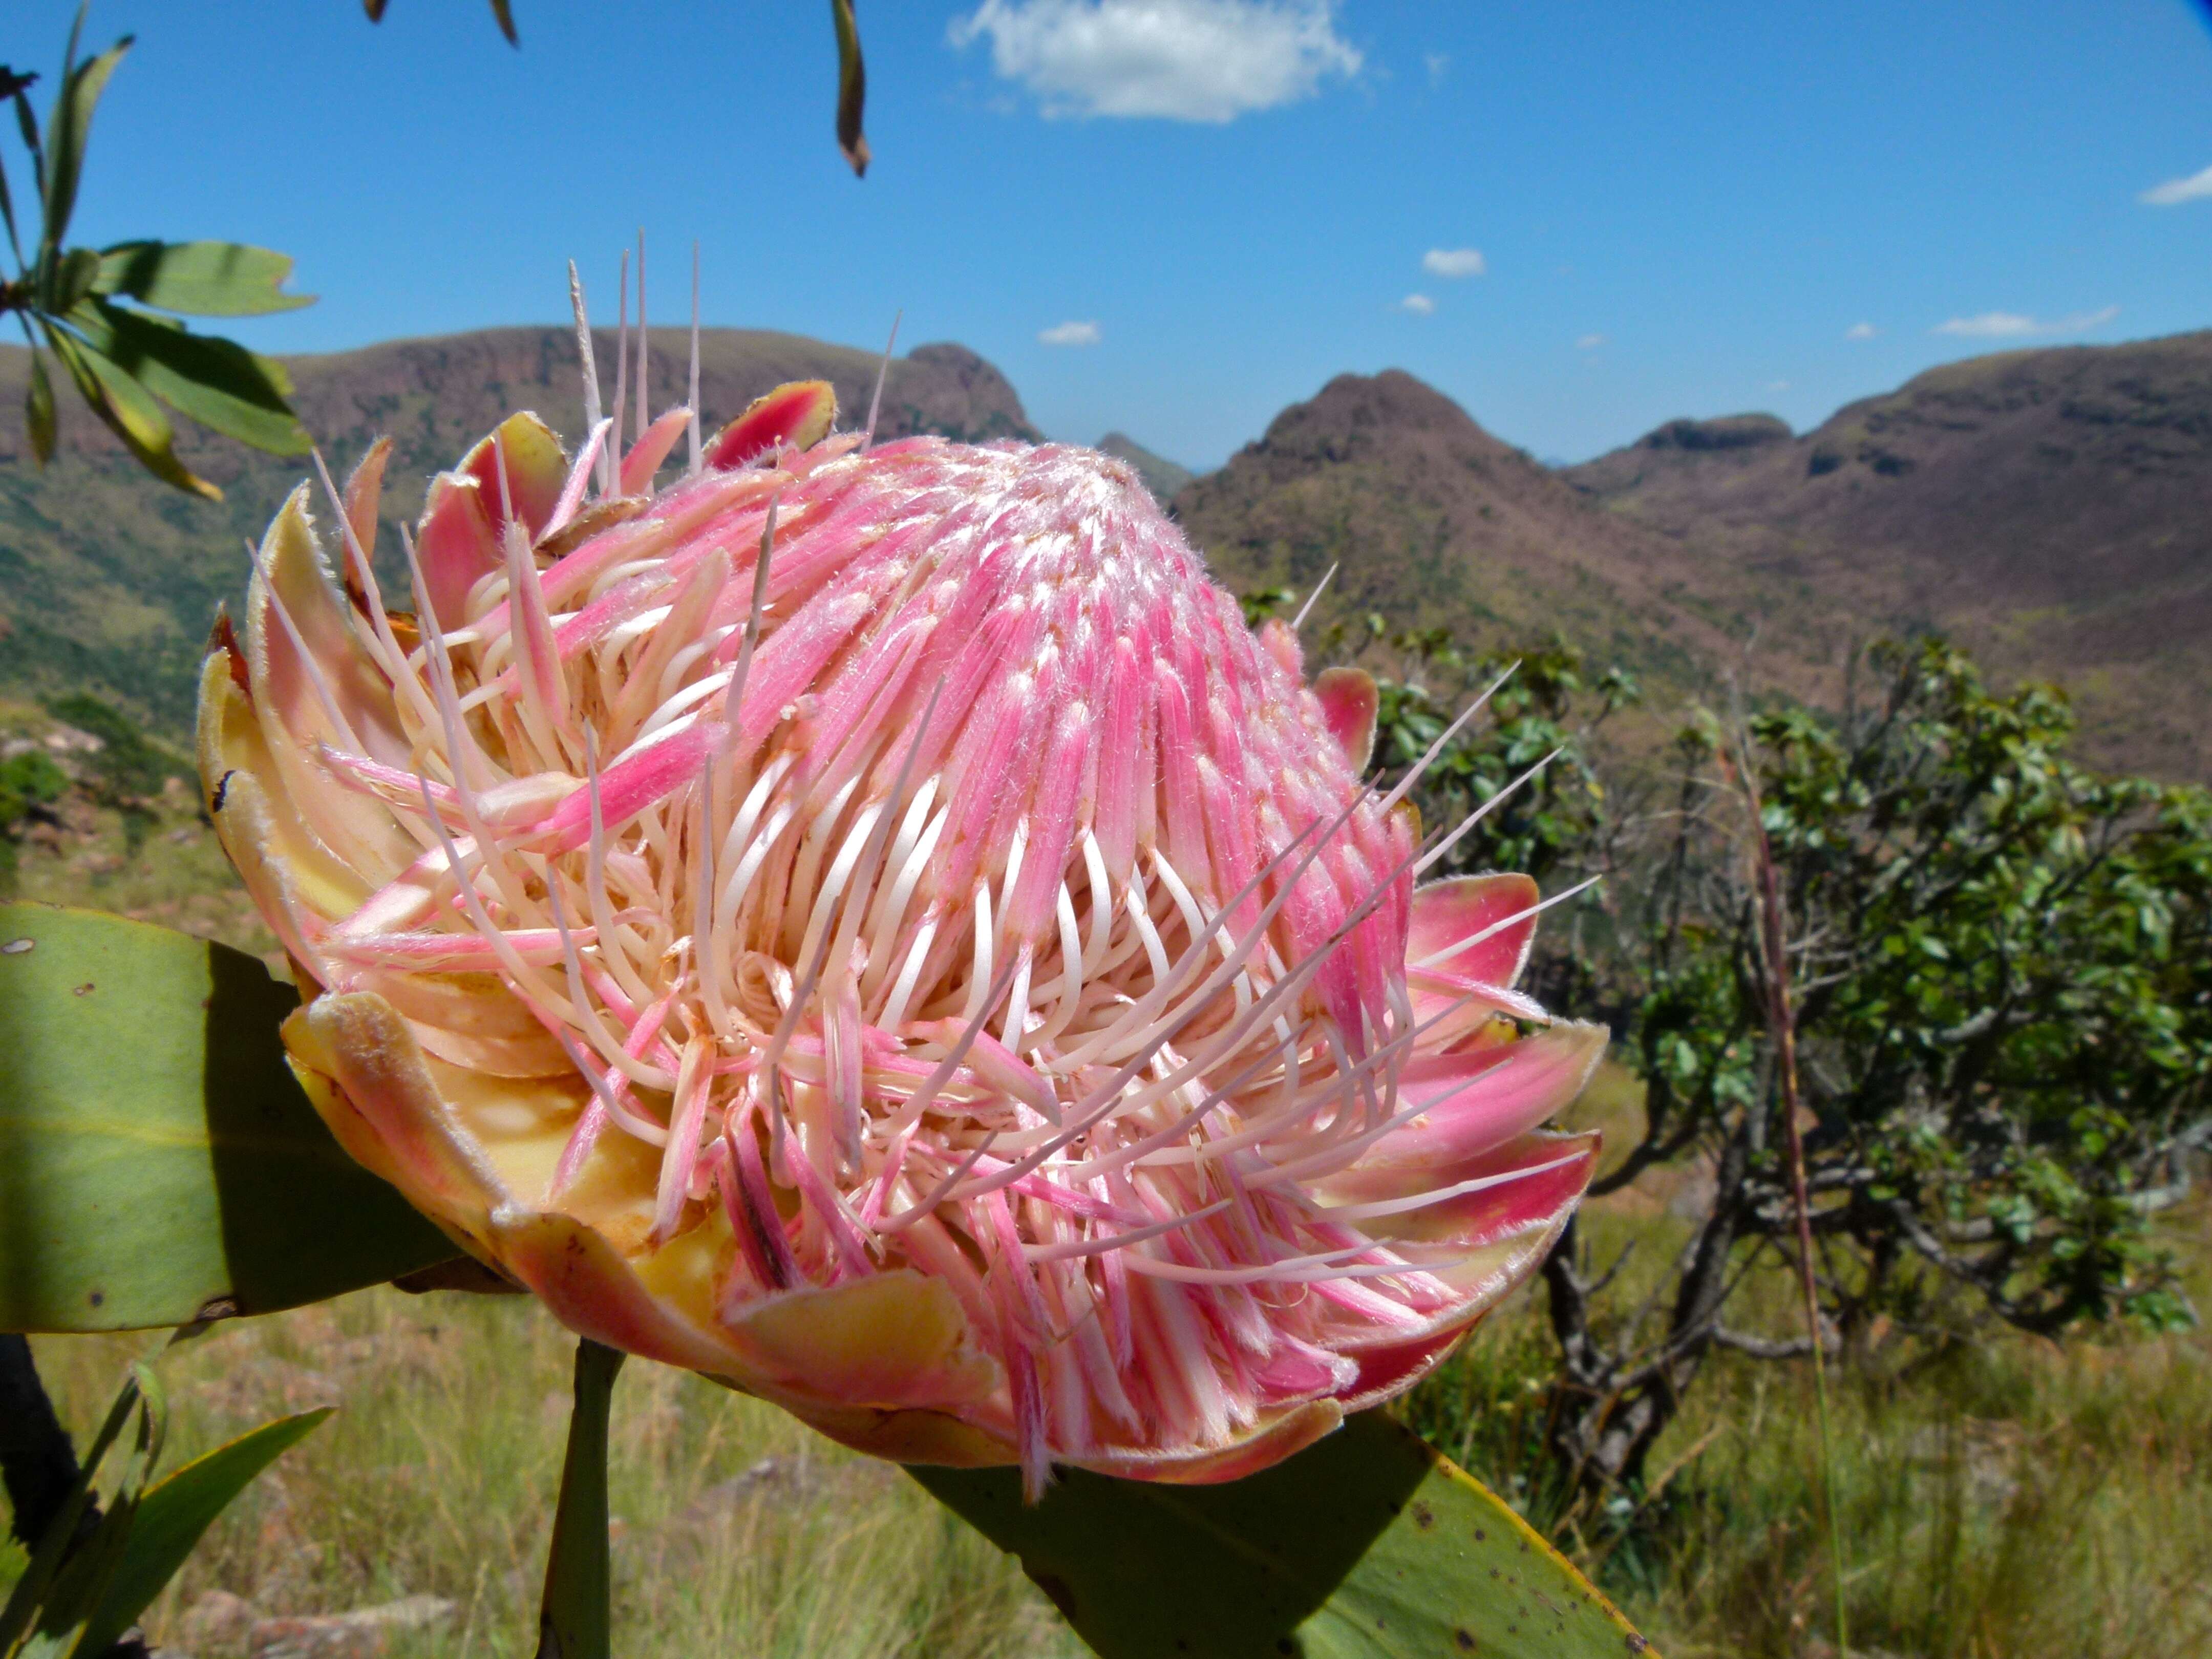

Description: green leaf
[33,1366,167,1658]
[68,299,309,457]
[0,1362,145,1658]
[0,146,21,266]
[36,324,219,500]
[0,903,462,1334]
[9,71,41,165]
[831,0,868,177]
[93,241,315,317]
[535,1340,624,1659]
[45,247,101,314]
[37,25,130,264]
[24,348,56,466]
[74,1408,332,1655]
[909,1412,1661,1659]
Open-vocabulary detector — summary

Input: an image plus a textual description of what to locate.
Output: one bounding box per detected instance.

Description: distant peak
[1249,369,1504,470]
[1639,414,1793,452]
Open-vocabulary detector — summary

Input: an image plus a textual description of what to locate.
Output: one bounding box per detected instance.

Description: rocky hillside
[1170,370,1835,712]
[0,327,1036,736]
[10,319,2207,780]
[1566,332,2212,776]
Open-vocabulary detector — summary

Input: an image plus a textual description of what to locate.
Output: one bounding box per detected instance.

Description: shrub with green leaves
[1512,636,2212,1520]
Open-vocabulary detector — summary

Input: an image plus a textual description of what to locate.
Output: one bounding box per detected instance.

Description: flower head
[201,368,1602,1495]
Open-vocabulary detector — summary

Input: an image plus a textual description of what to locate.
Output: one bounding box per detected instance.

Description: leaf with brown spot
[0,904,459,1332]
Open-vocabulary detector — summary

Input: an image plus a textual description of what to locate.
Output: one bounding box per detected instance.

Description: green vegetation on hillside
[0,327,1039,738]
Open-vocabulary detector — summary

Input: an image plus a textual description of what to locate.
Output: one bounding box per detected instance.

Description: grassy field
[17,1295,1081,1658]
[5,722,2208,1658]
[1406,1200,2212,1659]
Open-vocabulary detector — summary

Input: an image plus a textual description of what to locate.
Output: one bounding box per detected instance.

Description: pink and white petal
[282,991,519,1250]
[460,411,568,542]
[1312,666,1379,775]
[351,968,577,1079]
[488,1205,760,1378]
[1359,1130,1601,1251]
[535,466,777,614]
[618,408,692,497]
[707,380,838,471]
[243,490,416,885]
[197,654,374,944]
[1330,1186,1588,1408]
[1335,1021,1607,1183]
[1407,873,1540,988]
[341,437,391,586]
[414,472,501,630]
[252,482,407,763]
[720,1272,1003,1413]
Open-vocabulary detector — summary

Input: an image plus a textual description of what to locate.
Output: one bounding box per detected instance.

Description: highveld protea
[198,346,1605,1497]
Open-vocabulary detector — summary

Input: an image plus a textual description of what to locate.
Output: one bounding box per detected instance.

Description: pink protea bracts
[198,379,1604,1496]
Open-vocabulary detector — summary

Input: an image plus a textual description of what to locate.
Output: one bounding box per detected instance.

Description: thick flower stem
[535,1338,626,1659]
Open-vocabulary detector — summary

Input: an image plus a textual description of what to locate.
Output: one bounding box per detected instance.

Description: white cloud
[1398,293,1435,316]
[1424,52,1449,87]
[949,1,1360,123]
[2140,163,2212,206]
[1768,380,1791,392]
[1038,320,1103,346]
[1575,333,1605,350]
[1931,305,2118,339]
[1421,247,1485,279]
[1844,321,1878,341]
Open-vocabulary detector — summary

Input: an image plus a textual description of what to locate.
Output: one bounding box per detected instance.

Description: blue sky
[19,1,2212,467]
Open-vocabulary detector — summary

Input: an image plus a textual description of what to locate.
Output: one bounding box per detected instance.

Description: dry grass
[1404,1151,2212,1659]
[1652,1315,2212,1658]
[17,1290,1080,1658]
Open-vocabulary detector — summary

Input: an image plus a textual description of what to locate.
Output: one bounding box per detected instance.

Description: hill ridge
[1566,328,2212,775]
[0,325,1036,734]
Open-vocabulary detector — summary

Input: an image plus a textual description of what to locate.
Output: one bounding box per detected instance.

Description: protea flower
[198,347,1604,1496]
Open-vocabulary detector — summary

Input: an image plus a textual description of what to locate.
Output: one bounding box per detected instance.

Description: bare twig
[1732,726,1851,1659]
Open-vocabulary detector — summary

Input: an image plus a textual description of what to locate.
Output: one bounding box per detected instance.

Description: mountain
[1168,370,1831,715]
[1565,332,2212,777]
[1096,432,1193,505]
[10,321,2207,781]
[0,327,1037,737]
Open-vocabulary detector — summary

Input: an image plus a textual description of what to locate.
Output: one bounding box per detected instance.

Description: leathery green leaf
[74,1407,333,1655]
[24,347,56,465]
[910,1411,1661,1659]
[36,22,129,265]
[535,1340,624,1659]
[0,1363,145,1657]
[832,0,868,176]
[30,1364,167,1659]
[0,903,461,1333]
[93,241,315,317]
[36,323,217,500]
[70,299,309,457]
